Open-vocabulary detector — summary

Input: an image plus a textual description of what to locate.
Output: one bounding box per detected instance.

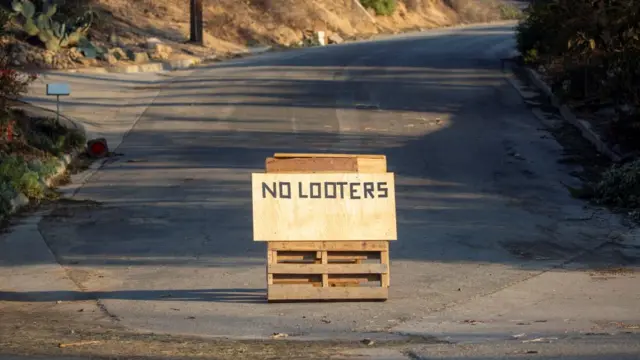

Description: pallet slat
[273,153,386,159]
[276,251,380,262]
[268,241,388,251]
[269,263,388,275]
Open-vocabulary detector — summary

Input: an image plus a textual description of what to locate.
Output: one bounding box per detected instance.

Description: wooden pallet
[267,241,389,301]
[264,153,391,302]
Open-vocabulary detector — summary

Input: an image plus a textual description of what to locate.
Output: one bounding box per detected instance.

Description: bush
[588,160,640,219]
[0,180,17,217]
[25,117,86,155]
[360,0,396,16]
[516,0,640,149]
[0,155,45,199]
[0,43,38,114]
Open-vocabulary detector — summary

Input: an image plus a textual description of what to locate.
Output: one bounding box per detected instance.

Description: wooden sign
[252,172,397,241]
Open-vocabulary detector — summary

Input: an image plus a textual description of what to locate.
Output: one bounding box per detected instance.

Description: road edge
[517,65,622,163]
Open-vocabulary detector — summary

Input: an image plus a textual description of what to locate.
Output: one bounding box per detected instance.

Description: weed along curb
[521,67,622,163]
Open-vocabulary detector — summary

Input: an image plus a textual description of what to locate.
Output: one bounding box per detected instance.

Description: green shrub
[0,181,17,216]
[9,0,96,52]
[0,155,46,199]
[516,0,640,149]
[24,117,87,155]
[360,0,396,16]
[587,160,640,220]
[28,157,60,178]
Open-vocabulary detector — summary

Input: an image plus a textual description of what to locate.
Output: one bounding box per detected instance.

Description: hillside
[0,0,521,70]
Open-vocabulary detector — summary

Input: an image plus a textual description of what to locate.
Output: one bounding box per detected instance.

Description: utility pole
[189,0,203,45]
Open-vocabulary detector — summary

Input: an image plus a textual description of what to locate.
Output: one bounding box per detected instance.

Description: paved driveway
[31,22,628,339]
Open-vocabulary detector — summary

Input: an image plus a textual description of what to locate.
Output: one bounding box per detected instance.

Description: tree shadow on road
[0,288,265,303]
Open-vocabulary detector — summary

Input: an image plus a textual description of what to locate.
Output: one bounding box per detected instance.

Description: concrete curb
[522,67,622,163]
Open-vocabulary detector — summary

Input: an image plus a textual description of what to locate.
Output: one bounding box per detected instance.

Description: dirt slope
[1,0,518,70]
[97,0,507,48]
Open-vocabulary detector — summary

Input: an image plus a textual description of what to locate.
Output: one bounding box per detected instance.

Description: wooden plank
[267,250,275,285]
[252,173,397,241]
[271,274,377,286]
[381,250,390,287]
[266,157,386,174]
[272,274,377,282]
[267,285,388,301]
[329,274,379,283]
[276,251,317,263]
[266,157,359,173]
[356,157,387,173]
[269,263,388,275]
[321,251,329,287]
[273,274,321,284]
[276,251,376,263]
[269,241,388,251]
[273,153,386,159]
[328,251,380,262]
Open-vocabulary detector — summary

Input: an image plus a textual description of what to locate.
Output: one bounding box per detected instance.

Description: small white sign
[46,83,71,96]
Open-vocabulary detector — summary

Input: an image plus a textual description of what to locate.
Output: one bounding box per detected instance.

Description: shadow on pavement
[0,288,265,303]
[2,22,638,302]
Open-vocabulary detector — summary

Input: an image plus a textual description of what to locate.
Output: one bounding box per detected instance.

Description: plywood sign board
[252,173,397,241]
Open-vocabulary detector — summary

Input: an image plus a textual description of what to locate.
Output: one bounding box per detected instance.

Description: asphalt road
[29,22,638,344]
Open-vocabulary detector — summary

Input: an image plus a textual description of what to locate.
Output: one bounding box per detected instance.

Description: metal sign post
[46,83,71,124]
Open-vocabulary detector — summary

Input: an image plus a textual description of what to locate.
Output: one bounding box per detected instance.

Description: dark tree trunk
[189,0,203,45]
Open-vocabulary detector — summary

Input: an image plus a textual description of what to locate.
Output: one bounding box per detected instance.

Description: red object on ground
[87,138,109,158]
[90,141,105,155]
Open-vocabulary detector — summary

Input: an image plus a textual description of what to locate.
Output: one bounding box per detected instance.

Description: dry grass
[89,0,514,50]
[443,0,509,23]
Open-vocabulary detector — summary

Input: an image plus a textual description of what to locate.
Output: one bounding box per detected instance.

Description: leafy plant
[587,160,640,219]
[359,0,396,16]
[516,0,640,146]
[25,116,86,155]
[0,44,38,114]
[0,155,45,199]
[10,0,95,52]
[0,180,17,217]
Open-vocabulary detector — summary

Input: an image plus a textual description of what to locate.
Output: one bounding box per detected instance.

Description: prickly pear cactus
[10,0,94,52]
[11,0,39,35]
